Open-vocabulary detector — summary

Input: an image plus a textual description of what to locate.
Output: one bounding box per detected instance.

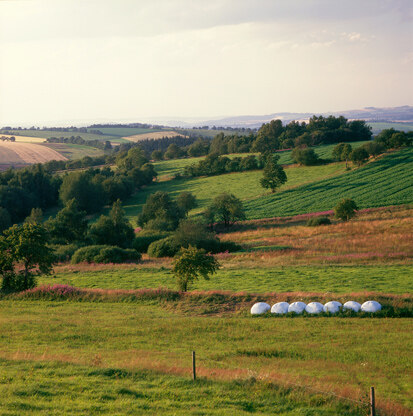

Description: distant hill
[185,106,413,128]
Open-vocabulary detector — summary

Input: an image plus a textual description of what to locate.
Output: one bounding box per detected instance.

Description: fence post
[370,386,375,416]
[192,351,196,381]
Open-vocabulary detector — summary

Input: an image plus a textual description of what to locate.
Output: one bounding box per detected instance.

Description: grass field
[152,140,371,178]
[0,359,365,416]
[124,148,413,223]
[90,127,165,137]
[44,264,413,294]
[0,300,411,415]
[42,143,105,160]
[124,162,348,222]
[245,148,413,219]
[1,129,123,143]
[176,128,253,138]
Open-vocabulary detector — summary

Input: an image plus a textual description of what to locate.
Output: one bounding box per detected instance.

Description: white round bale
[251,302,271,315]
[305,302,324,314]
[361,301,382,313]
[271,302,289,314]
[343,301,361,312]
[323,301,342,314]
[288,301,306,314]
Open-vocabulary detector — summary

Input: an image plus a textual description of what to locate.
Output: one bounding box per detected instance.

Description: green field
[43,265,413,294]
[124,148,413,223]
[245,148,413,219]
[176,128,253,139]
[1,129,124,143]
[1,359,364,416]
[153,140,371,178]
[90,127,165,137]
[0,300,411,415]
[43,143,105,160]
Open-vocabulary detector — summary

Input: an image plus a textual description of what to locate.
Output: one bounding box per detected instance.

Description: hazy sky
[0,0,412,125]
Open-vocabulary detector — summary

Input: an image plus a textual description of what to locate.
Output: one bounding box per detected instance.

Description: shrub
[306,216,331,226]
[94,247,141,264]
[71,245,141,264]
[132,233,169,253]
[292,147,320,165]
[147,237,179,258]
[52,243,84,262]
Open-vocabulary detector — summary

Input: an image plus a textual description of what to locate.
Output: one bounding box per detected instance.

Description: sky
[0,0,412,126]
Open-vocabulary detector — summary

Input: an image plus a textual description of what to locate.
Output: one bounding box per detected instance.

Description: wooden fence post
[370,386,375,416]
[192,351,196,381]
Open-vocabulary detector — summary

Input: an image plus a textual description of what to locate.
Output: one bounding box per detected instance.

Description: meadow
[123,148,413,224]
[1,136,412,415]
[42,143,105,160]
[89,127,165,137]
[0,300,411,415]
[152,140,371,179]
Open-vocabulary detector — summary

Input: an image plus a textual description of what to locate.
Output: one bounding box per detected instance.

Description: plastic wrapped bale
[343,301,361,312]
[288,302,306,314]
[323,301,342,314]
[271,302,289,314]
[305,302,324,314]
[361,301,382,313]
[250,302,271,315]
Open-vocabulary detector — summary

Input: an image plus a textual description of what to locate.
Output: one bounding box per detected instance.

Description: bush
[132,233,169,253]
[71,245,141,264]
[52,243,84,262]
[147,237,179,258]
[94,247,141,264]
[292,147,320,165]
[2,272,36,293]
[306,216,331,226]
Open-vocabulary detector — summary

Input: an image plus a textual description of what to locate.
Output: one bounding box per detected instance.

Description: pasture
[89,127,165,137]
[46,206,413,293]
[123,148,413,223]
[43,143,105,160]
[0,300,411,415]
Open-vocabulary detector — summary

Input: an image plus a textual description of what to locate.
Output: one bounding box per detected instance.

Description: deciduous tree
[172,246,220,292]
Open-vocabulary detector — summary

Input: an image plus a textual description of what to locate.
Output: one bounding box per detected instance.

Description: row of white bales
[251,300,382,315]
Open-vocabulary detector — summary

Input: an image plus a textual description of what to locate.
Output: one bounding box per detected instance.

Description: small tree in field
[350,147,369,166]
[334,198,358,222]
[0,223,54,292]
[172,246,220,292]
[260,154,287,193]
[210,193,245,227]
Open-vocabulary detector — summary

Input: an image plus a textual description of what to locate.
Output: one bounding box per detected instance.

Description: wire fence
[191,350,377,416]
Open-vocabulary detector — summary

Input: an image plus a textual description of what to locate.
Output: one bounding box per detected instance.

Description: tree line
[0,147,157,229]
[46,136,112,150]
